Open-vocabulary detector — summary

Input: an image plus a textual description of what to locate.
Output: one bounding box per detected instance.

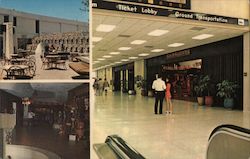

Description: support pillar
[243,32,250,112]
[0,129,6,159]
[4,22,14,60]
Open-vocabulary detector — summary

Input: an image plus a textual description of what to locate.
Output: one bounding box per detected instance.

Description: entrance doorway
[114,71,121,91]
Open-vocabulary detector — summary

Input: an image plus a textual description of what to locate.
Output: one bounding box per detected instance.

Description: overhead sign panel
[120,0,191,9]
[92,0,249,26]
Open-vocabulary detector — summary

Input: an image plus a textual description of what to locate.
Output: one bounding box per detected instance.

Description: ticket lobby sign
[92,0,249,26]
[121,0,191,10]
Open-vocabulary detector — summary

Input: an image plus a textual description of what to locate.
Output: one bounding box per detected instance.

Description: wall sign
[166,49,191,60]
[119,0,191,10]
[92,0,249,26]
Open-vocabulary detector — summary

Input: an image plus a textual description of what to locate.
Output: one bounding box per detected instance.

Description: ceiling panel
[93,9,249,69]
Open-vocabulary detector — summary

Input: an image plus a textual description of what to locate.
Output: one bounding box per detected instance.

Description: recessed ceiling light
[151,49,165,52]
[148,29,169,36]
[192,34,214,40]
[121,59,129,62]
[109,52,120,55]
[168,43,184,47]
[115,61,122,64]
[118,47,131,51]
[129,56,138,59]
[139,53,149,56]
[103,55,112,58]
[96,24,116,32]
[92,37,103,42]
[97,58,105,61]
[130,40,147,45]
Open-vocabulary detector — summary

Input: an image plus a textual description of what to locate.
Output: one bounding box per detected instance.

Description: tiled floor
[92,92,250,159]
[34,60,79,80]
[0,54,87,80]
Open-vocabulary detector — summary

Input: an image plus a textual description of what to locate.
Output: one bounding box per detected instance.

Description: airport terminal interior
[0,83,90,159]
[92,0,250,158]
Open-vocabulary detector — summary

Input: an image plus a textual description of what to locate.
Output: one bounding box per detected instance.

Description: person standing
[165,78,173,114]
[152,74,166,114]
[98,78,104,96]
[103,78,110,95]
[93,78,98,95]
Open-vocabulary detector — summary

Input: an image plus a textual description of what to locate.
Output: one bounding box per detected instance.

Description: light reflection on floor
[92,92,250,159]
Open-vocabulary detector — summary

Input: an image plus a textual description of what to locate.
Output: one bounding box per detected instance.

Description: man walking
[152,74,166,114]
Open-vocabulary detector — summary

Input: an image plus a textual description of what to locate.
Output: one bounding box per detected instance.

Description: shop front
[146,36,243,110]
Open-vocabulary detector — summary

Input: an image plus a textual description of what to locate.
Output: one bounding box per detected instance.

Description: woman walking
[165,78,173,114]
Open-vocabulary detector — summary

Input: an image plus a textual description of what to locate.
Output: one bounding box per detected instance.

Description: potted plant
[194,75,206,105]
[203,75,214,106]
[135,75,147,96]
[216,80,239,108]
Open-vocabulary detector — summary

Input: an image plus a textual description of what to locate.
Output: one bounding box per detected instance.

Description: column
[4,22,14,60]
[243,32,250,112]
[0,129,4,159]
[134,60,145,95]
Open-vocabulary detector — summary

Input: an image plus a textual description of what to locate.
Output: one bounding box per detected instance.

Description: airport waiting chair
[40,55,49,70]
[206,124,250,159]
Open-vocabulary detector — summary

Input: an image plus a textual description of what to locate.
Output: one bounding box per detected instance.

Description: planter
[141,89,148,96]
[205,96,213,106]
[224,98,234,108]
[148,90,154,97]
[197,97,204,106]
[128,90,136,95]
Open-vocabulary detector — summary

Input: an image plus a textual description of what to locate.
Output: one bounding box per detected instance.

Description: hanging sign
[92,0,249,26]
[119,0,191,10]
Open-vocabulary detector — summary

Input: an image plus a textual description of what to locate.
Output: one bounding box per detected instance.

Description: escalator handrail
[208,124,250,140]
[105,135,146,159]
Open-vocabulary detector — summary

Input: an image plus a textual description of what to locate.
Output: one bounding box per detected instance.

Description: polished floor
[12,125,89,159]
[92,92,250,159]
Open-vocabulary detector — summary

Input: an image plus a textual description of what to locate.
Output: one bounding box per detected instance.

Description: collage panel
[0,83,90,159]
[0,0,89,80]
[92,0,250,159]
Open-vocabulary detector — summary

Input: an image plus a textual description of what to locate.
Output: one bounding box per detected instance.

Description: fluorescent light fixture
[97,58,105,61]
[92,37,103,42]
[129,56,138,59]
[148,29,169,36]
[103,55,112,58]
[130,40,146,45]
[115,61,122,64]
[118,47,131,51]
[168,43,184,47]
[121,59,129,62]
[192,34,214,40]
[96,24,116,32]
[139,53,149,56]
[109,52,120,55]
[151,49,165,52]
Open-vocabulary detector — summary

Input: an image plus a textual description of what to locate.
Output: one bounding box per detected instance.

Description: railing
[93,135,145,159]
[206,124,250,159]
